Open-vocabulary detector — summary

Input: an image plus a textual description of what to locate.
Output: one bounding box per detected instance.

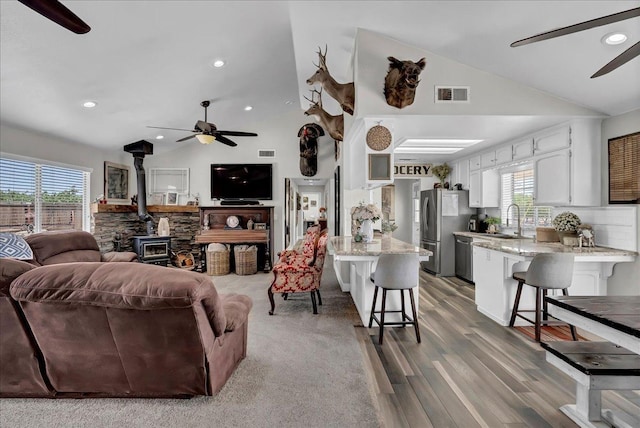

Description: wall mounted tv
[210,163,273,201]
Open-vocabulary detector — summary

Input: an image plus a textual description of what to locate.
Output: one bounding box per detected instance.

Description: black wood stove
[132,236,171,266]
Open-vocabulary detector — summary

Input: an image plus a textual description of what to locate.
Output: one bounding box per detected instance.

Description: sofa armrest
[220,293,253,332]
[101,252,138,262]
[0,259,36,296]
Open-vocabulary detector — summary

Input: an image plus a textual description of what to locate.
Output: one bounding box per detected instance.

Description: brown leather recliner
[7,262,252,398]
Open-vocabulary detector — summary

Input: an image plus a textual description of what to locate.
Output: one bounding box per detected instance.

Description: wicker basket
[207,246,230,276]
[234,246,258,275]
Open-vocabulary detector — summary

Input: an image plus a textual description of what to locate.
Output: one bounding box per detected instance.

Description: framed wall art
[104,161,130,203]
[166,191,179,206]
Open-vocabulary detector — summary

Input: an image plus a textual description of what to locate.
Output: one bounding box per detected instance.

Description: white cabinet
[451,159,469,189]
[495,146,513,165]
[534,150,571,205]
[469,155,481,171]
[533,126,570,155]
[480,152,496,169]
[469,169,499,207]
[512,138,533,160]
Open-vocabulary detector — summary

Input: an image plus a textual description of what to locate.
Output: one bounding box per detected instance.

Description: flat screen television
[210,163,273,201]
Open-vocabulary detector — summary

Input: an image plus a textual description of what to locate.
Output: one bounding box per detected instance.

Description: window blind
[500,169,551,230]
[0,157,89,233]
[608,132,639,204]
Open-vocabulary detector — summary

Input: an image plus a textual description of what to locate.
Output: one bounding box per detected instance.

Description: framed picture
[254,223,267,230]
[104,161,130,203]
[166,191,178,205]
[149,192,165,205]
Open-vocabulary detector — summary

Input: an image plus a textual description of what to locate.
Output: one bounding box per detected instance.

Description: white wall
[601,109,640,295]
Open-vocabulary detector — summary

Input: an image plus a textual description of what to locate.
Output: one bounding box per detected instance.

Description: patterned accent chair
[277,225,320,265]
[268,230,328,315]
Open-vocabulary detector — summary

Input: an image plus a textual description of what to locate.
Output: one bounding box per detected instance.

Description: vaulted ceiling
[1,1,638,159]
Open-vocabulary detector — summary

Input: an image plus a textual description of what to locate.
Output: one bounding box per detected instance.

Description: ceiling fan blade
[176,134,197,142]
[591,41,640,78]
[147,126,197,132]
[511,7,640,47]
[18,0,91,34]
[214,135,238,147]
[215,130,258,137]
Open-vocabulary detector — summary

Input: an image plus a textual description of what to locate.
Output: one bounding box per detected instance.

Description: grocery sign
[394,164,433,177]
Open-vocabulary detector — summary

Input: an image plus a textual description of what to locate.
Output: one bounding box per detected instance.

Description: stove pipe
[124,140,154,235]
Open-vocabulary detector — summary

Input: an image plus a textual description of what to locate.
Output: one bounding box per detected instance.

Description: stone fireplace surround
[91,204,200,257]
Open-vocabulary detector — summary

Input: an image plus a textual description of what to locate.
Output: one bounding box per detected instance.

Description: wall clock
[226,215,240,229]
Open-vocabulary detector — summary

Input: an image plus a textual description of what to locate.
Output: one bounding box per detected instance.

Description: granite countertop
[471,239,637,258]
[328,236,431,258]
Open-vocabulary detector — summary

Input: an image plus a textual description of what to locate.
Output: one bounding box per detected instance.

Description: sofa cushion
[0,233,34,261]
[10,262,229,337]
[25,230,101,265]
[0,259,36,296]
[221,293,253,332]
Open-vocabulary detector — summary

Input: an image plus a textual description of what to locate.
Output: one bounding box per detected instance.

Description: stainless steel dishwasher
[454,235,474,284]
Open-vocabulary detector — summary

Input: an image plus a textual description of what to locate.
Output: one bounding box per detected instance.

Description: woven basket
[366,125,392,151]
[207,248,230,276]
[234,246,258,275]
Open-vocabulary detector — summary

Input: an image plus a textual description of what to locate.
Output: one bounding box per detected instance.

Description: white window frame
[0,153,92,232]
[499,163,551,233]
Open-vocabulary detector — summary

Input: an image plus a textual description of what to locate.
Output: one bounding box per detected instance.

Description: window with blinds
[608,132,639,204]
[0,157,90,233]
[500,168,551,230]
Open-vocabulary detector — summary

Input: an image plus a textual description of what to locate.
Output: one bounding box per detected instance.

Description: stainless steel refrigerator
[420,189,472,276]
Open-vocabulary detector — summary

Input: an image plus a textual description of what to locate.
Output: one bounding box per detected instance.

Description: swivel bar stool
[509,253,578,342]
[368,253,421,345]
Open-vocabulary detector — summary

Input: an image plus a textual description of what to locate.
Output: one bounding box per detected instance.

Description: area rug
[514,325,588,342]
[0,259,380,428]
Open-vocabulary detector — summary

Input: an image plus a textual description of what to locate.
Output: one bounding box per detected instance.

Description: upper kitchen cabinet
[512,138,534,160]
[469,155,481,171]
[533,120,601,206]
[469,169,499,208]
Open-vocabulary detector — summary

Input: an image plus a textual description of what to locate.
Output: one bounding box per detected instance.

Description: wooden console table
[196,206,274,272]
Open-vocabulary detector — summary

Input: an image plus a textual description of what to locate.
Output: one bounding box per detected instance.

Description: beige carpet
[0,257,380,427]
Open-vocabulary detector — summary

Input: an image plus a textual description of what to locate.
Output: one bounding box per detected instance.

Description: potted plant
[552,211,581,246]
[431,163,451,188]
[381,220,398,238]
[484,216,501,234]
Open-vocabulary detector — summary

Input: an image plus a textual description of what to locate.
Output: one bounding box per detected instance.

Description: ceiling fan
[147,101,258,147]
[18,0,90,34]
[511,7,640,78]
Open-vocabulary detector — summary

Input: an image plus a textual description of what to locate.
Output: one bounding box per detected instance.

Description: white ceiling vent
[435,86,470,103]
[258,149,276,158]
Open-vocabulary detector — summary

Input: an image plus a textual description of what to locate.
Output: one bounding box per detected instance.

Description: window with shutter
[500,168,551,231]
[0,157,90,233]
[608,132,639,204]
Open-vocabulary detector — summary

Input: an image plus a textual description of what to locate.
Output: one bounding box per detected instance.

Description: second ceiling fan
[148,101,258,147]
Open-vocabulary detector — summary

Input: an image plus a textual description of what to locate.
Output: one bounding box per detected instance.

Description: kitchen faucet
[506,203,522,237]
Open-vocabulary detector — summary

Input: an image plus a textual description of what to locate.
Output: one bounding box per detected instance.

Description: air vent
[258,149,276,158]
[435,86,470,103]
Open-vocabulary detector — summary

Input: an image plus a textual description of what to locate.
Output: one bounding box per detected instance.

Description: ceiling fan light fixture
[603,32,627,45]
[196,134,216,145]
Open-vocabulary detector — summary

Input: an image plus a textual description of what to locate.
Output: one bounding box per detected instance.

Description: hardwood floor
[356,271,640,428]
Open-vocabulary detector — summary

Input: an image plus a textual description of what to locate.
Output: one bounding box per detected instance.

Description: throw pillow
[0,233,34,260]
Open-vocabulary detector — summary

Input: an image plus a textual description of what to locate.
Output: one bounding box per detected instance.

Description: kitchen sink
[486,233,522,239]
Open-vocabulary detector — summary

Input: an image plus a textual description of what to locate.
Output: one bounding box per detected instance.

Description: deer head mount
[306,45,355,116]
[304,88,344,142]
[384,56,426,109]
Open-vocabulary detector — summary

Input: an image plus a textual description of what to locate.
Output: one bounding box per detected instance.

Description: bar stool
[368,253,420,345]
[509,253,578,342]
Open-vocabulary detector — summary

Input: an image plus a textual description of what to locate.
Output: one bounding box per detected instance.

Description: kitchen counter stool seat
[368,254,421,345]
[509,253,578,342]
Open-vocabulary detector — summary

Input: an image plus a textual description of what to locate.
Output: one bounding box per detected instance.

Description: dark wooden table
[546,296,640,354]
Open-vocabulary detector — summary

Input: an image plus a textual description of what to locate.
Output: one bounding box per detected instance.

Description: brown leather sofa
[0,231,252,398]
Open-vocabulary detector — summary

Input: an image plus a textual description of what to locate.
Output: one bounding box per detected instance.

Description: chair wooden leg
[316,289,322,306]
[368,286,379,328]
[542,289,548,321]
[409,288,421,343]
[268,286,275,315]
[509,281,524,327]
[310,290,318,314]
[534,287,542,342]
[562,288,579,341]
[400,289,406,327]
[379,289,387,345]
[283,293,288,300]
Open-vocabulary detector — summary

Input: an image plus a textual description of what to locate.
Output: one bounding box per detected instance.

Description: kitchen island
[468,236,637,326]
[328,236,431,325]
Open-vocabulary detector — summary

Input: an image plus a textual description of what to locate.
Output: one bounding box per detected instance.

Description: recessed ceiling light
[83,101,97,108]
[244,105,253,111]
[212,59,225,68]
[155,135,164,140]
[602,32,627,45]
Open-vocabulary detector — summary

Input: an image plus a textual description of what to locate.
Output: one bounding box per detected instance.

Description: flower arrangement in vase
[431,163,451,188]
[381,220,398,238]
[552,211,582,246]
[351,202,381,243]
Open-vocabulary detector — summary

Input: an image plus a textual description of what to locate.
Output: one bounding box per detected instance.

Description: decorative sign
[394,163,432,178]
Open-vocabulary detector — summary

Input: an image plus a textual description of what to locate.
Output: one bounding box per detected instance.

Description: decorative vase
[247,218,254,230]
[158,217,170,237]
[360,219,374,243]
